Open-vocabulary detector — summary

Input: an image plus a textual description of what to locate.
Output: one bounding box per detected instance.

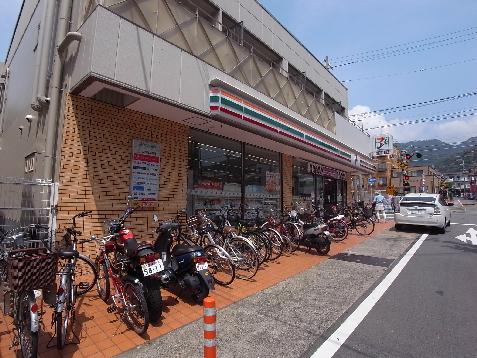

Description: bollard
[203,296,216,358]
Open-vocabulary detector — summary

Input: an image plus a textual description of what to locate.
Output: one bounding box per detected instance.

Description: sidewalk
[0,220,395,358]
[119,220,413,358]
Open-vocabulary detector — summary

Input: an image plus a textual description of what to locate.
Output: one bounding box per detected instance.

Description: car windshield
[401,196,436,203]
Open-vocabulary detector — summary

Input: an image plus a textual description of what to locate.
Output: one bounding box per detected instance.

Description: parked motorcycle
[143,214,214,304]
[299,221,332,255]
[99,203,163,323]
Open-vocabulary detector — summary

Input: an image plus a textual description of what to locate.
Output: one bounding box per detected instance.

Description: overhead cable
[342,58,477,83]
[364,108,477,130]
[333,25,477,61]
[333,33,477,68]
[350,91,477,120]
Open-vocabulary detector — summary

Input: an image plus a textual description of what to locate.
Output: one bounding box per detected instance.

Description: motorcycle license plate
[141,259,164,277]
[196,262,208,271]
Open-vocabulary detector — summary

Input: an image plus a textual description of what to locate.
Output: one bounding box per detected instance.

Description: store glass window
[292,160,315,207]
[188,131,242,214]
[244,144,281,219]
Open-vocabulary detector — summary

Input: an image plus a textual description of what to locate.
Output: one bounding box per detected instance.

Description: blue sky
[260,0,477,143]
[1,0,476,143]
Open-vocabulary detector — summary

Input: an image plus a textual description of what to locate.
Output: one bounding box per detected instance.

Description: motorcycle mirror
[153,214,159,222]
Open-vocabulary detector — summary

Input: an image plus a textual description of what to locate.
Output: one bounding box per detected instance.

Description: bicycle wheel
[204,245,235,286]
[355,219,375,236]
[56,272,72,349]
[329,220,348,242]
[18,291,38,358]
[228,238,259,279]
[76,254,97,296]
[284,223,301,253]
[265,229,283,261]
[123,281,149,335]
[243,233,268,266]
[95,257,110,302]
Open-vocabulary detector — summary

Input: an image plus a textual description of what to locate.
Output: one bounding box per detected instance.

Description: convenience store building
[0,0,375,239]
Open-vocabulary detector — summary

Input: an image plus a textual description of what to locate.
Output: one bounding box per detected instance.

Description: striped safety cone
[203,296,216,358]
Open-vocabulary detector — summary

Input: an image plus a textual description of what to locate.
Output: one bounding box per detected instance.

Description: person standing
[373,192,386,223]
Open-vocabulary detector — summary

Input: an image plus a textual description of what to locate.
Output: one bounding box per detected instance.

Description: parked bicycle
[0,224,56,358]
[93,233,150,335]
[53,211,98,349]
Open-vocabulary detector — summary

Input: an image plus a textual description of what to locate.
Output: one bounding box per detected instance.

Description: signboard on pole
[130,139,161,201]
[373,135,394,157]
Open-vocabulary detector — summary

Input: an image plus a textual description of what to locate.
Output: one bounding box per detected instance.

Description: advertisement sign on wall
[130,139,161,201]
[374,135,394,156]
[265,171,280,193]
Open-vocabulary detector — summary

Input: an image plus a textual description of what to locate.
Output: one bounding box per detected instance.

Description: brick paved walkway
[0,221,394,358]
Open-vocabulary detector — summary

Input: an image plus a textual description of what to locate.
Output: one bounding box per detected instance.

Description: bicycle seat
[172,244,203,256]
[58,250,79,259]
[159,222,180,232]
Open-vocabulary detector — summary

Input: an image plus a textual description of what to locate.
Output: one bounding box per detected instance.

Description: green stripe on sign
[244,106,304,139]
[221,97,244,112]
[210,95,220,103]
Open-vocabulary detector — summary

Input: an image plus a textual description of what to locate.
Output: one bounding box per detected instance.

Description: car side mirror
[153,214,159,222]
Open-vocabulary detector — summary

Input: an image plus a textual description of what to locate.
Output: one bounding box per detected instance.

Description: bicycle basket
[7,248,58,291]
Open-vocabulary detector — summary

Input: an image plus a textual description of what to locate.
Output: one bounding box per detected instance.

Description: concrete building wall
[208,0,348,107]
[0,0,48,178]
[66,6,372,161]
[56,94,188,256]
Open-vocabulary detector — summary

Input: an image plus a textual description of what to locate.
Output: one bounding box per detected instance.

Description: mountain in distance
[395,136,477,174]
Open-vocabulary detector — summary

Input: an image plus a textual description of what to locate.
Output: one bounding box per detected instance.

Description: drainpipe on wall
[43,0,73,183]
[31,0,56,112]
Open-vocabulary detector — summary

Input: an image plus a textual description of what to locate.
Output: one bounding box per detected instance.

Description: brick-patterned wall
[282,154,293,210]
[56,95,188,256]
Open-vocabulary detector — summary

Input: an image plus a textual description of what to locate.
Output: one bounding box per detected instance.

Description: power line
[333,25,477,61]
[333,33,477,68]
[342,58,477,83]
[350,91,477,120]
[364,108,477,130]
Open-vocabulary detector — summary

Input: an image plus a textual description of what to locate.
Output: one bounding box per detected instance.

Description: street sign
[368,177,377,184]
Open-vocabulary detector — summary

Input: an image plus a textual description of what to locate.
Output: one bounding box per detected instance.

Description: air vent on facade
[93,88,139,108]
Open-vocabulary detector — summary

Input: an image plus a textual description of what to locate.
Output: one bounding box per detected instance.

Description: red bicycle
[92,234,149,335]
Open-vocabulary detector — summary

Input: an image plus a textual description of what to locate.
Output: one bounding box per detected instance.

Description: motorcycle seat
[172,244,203,256]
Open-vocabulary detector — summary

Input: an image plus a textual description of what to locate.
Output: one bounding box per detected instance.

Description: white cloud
[349,105,477,143]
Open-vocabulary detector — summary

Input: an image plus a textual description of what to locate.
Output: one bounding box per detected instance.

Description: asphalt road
[319,206,477,358]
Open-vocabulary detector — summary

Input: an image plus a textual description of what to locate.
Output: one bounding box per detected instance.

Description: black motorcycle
[137,214,214,304]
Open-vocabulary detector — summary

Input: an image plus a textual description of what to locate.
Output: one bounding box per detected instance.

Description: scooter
[142,215,214,304]
[300,220,332,255]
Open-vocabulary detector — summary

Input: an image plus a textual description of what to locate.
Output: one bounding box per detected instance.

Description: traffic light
[404,175,410,181]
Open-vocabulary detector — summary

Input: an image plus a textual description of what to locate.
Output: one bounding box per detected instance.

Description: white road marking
[311,234,428,358]
[462,223,476,226]
[455,228,477,245]
[451,222,460,225]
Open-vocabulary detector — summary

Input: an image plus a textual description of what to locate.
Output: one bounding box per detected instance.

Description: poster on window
[265,171,280,193]
[130,139,161,201]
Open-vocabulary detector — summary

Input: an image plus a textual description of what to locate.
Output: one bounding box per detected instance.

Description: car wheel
[395,224,403,231]
[438,224,446,234]
[446,219,451,227]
